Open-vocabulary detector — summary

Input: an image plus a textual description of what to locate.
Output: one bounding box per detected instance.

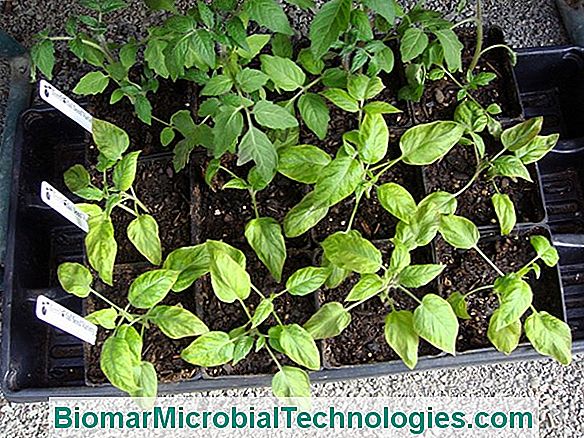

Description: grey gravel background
[0,1,581,437]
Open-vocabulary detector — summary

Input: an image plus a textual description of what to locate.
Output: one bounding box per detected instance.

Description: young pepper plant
[57,260,208,399]
[64,119,162,285]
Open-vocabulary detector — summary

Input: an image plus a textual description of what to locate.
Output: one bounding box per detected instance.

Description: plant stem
[370,157,402,182]
[346,190,363,232]
[116,202,139,217]
[286,77,321,108]
[397,285,422,305]
[464,284,493,298]
[91,288,132,319]
[251,191,260,219]
[151,115,171,127]
[473,245,505,276]
[264,342,284,372]
[469,0,483,72]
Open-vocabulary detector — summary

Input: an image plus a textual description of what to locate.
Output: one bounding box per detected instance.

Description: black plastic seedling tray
[2,47,584,402]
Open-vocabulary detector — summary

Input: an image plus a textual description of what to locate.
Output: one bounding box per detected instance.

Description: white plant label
[36,295,97,345]
[41,181,89,232]
[39,80,93,133]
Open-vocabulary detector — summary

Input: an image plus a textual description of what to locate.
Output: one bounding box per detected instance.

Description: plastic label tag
[36,295,97,345]
[41,181,89,232]
[39,80,93,133]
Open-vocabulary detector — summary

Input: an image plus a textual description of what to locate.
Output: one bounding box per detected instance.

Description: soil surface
[410,29,522,124]
[196,249,317,377]
[85,264,200,385]
[110,155,193,264]
[319,242,441,367]
[423,144,545,226]
[435,226,563,352]
[193,155,310,248]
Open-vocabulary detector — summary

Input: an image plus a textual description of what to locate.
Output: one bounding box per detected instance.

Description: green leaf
[236,68,269,93]
[201,75,233,96]
[454,100,487,133]
[493,275,532,330]
[279,324,321,370]
[399,264,444,288]
[385,310,418,369]
[271,33,293,58]
[298,93,330,140]
[321,89,359,112]
[64,164,103,201]
[525,311,572,365]
[377,183,417,223]
[238,126,278,183]
[144,0,175,11]
[145,39,169,77]
[232,336,254,365]
[304,302,351,339]
[434,29,463,72]
[100,335,139,393]
[127,214,162,266]
[163,244,210,291]
[439,214,480,250]
[400,27,429,62]
[489,156,532,182]
[447,292,471,320]
[298,48,325,75]
[286,266,329,296]
[363,101,401,115]
[501,117,543,151]
[400,121,465,165]
[134,95,152,125]
[278,145,331,184]
[359,113,388,164]
[57,262,93,298]
[86,308,118,330]
[283,192,329,237]
[395,203,440,250]
[389,243,411,273]
[530,235,559,267]
[251,299,274,328]
[492,193,516,236]
[362,0,395,24]
[237,34,271,60]
[345,273,383,302]
[515,134,559,165]
[260,55,305,91]
[73,71,110,95]
[313,157,363,206]
[488,309,521,355]
[322,230,382,274]
[418,191,457,215]
[31,39,55,79]
[206,241,246,267]
[246,0,293,35]
[209,250,251,303]
[92,119,129,162]
[113,151,140,191]
[149,305,208,339]
[413,294,458,355]
[130,361,158,402]
[85,214,117,285]
[272,366,311,399]
[309,0,351,58]
[212,107,244,157]
[181,331,234,367]
[116,325,142,363]
[128,269,178,309]
[253,101,298,129]
[245,217,287,282]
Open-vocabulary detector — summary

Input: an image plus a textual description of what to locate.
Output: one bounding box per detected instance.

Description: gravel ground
[0,1,580,437]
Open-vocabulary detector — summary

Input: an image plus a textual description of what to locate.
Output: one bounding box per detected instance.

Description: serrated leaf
[246,0,293,35]
[309,0,351,58]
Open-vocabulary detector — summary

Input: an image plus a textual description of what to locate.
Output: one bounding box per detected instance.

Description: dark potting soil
[434,226,563,352]
[423,144,545,226]
[87,78,197,156]
[196,249,318,377]
[318,242,441,367]
[193,155,309,248]
[410,29,522,124]
[85,264,200,385]
[110,155,192,264]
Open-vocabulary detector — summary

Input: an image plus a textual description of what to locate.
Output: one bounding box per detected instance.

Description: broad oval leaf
[284,192,329,238]
[298,93,330,141]
[272,366,311,400]
[304,302,351,339]
[400,27,429,62]
[86,214,117,285]
[149,305,208,339]
[359,113,388,164]
[245,217,286,282]
[92,119,130,162]
[73,71,109,95]
[492,193,516,236]
[515,134,559,164]
[385,310,419,369]
[181,331,235,367]
[488,309,521,355]
[309,0,352,58]
[128,269,179,309]
[286,266,329,296]
[163,244,210,292]
[313,157,364,206]
[245,0,293,35]
[279,324,321,370]
[400,121,465,165]
[86,308,118,329]
[493,275,532,330]
[253,100,298,130]
[209,250,251,303]
[524,311,572,365]
[100,335,139,393]
[260,55,306,91]
[278,145,331,184]
[501,117,543,151]
[377,183,417,223]
[413,294,458,355]
[237,126,278,183]
[57,262,93,298]
[530,235,559,267]
[322,230,382,274]
[113,151,140,192]
[439,214,480,250]
[399,264,444,288]
[127,214,162,266]
[345,273,383,302]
